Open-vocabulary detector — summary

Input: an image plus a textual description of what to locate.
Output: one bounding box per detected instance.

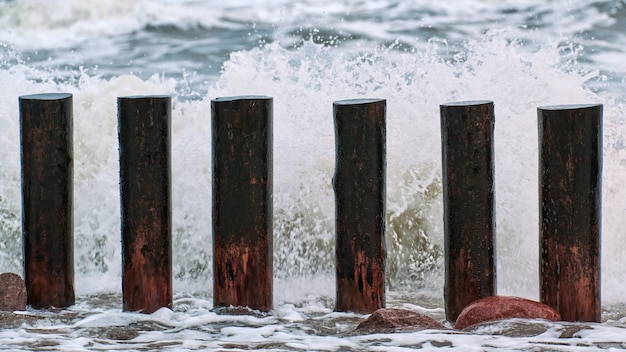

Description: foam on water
[3,0,624,81]
[2,30,626,299]
[0,0,233,51]
[205,36,626,302]
[0,295,624,351]
[0,0,616,42]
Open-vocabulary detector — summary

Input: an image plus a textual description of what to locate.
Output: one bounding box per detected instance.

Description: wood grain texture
[440,100,496,322]
[333,99,386,314]
[538,104,602,322]
[118,96,172,313]
[211,96,273,312]
[20,93,75,309]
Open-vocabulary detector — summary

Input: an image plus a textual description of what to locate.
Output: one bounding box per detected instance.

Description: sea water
[1,0,626,350]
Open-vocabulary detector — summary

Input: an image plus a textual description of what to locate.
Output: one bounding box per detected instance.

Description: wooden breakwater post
[538,104,602,322]
[333,99,386,314]
[118,95,173,313]
[440,100,496,322]
[211,96,273,312]
[20,93,75,309]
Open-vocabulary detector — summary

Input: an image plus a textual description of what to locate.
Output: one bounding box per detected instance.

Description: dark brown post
[211,96,273,312]
[440,100,496,322]
[118,95,172,313]
[20,93,75,309]
[539,104,602,322]
[333,98,386,314]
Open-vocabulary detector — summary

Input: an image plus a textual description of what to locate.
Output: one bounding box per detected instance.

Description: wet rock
[0,272,27,311]
[0,311,43,328]
[454,296,561,330]
[355,308,447,333]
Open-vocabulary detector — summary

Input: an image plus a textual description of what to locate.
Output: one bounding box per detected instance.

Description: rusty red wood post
[118,95,172,313]
[440,100,496,322]
[20,93,75,309]
[211,96,273,312]
[333,98,386,314]
[539,104,602,322]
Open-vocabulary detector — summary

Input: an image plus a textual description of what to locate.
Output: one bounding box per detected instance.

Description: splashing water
[2,35,625,300]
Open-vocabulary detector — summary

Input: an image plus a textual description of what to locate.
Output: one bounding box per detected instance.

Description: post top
[19,93,72,101]
[440,100,493,107]
[333,98,385,106]
[212,95,272,102]
[118,95,171,100]
[538,103,602,111]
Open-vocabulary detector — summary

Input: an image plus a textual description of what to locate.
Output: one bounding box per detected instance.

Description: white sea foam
[2,298,624,351]
[2,25,626,298]
[0,0,616,51]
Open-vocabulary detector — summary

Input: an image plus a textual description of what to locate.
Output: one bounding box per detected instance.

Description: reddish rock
[0,273,27,311]
[454,296,561,330]
[355,308,447,333]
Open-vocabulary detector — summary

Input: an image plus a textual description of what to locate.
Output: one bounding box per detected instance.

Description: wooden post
[211,96,273,312]
[20,93,75,309]
[440,100,496,322]
[118,95,172,313]
[539,104,602,322]
[333,98,386,314]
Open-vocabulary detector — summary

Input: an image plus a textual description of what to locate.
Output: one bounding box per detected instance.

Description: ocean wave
[0,0,621,50]
[3,32,624,300]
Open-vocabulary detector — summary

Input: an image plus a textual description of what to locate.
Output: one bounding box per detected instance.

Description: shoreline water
[1,290,625,351]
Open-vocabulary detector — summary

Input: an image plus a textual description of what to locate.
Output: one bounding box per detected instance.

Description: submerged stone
[355,308,447,333]
[212,305,269,318]
[0,272,27,311]
[454,296,561,330]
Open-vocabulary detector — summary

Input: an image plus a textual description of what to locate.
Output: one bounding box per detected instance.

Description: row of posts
[19,94,601,323]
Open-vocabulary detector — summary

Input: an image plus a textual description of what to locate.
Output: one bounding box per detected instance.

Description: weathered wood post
[538,104,602,322]
[20,93,75,309]
[333,98,386,314]
[211,96,273,312]
[118,95,172,313]
[440,100,496,322]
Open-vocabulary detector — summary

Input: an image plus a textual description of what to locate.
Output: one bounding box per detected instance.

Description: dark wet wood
[333,99,386,314]
[440,100,496,322]
[538,104,602,322]
[20,93,75,309]
[211,96,273,312]
[118,96,172,313]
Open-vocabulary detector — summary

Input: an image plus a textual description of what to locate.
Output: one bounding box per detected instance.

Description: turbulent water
[1,0,626,350]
